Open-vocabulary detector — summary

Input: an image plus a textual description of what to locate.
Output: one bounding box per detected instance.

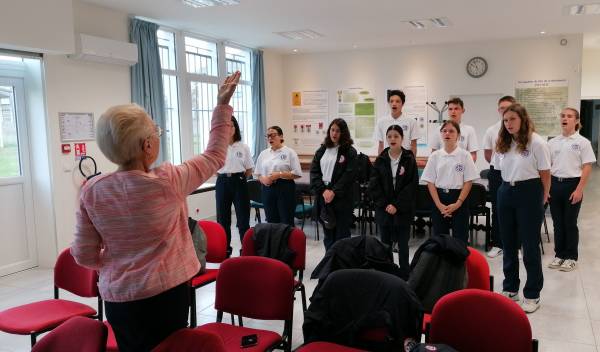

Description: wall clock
[466,56,488,78]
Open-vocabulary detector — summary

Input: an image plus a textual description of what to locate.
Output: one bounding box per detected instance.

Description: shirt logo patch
[401,124,408,131]
[280,154,287,160]
[460,136,465,142]
[338,155,345,163]
[571,143,580,151]
[455,164,465,172]
[521,149,530,157]
[400,166,405,175]
[235,151,243,158]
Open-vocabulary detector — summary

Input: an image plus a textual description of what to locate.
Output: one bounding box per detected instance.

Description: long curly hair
[496,103,534,154]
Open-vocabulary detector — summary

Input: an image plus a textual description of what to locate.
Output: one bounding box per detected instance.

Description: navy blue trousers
[431,188,469,244]
[549,177,582,260]
[498,178,544,299]
[105,282,189,352]
[262,179,296,226]
[488,167,503,248]
[216,173,250,250]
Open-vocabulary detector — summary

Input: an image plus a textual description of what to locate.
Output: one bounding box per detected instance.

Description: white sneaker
[486,247,503,258]
[548,257,564,269]
[521,298,541,313]
[559,259,577,272]
[502,291,520,302]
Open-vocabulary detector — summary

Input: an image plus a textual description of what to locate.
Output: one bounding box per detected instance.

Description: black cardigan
[309,144,358,206]
[368,147,418,225]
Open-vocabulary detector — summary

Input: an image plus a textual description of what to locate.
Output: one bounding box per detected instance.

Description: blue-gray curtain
[251,49,267,159]
[129,18,167,163]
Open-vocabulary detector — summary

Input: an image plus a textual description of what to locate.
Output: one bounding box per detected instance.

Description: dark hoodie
[368,147,418,226]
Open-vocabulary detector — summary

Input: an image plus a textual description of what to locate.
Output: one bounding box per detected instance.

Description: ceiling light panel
[430,17,451,27]
[182,0,240,8]
[275,30,324,40]
[565,3,600,15]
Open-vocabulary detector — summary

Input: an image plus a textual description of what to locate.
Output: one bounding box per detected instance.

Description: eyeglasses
[265,133,279,138]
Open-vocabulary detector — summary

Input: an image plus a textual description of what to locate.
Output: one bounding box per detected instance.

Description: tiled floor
[1,167,599,351]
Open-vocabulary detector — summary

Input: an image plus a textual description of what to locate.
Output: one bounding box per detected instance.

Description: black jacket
[303,269,423,351]
[310,144,358,210]
[368,147,418,226]
[252,223,295,266]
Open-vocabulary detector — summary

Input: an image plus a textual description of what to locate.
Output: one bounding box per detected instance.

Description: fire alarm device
[61,144,71,154]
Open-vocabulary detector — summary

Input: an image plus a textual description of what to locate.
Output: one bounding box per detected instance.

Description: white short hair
[96,104,154,165]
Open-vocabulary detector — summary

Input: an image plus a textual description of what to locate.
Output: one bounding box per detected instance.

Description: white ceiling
[84,0,600,52]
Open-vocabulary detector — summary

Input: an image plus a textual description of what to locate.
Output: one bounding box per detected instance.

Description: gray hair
[96,104,154,165]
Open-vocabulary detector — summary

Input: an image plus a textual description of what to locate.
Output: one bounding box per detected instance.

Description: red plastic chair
[195,256,295,352]
[466,247,493,291]
[429,289,538,352]
[0,249,102,346]
[189,220,228,327]
[297,341,368,351]
[31,316,107,352]
[242,227,307,312]
[422,246,493,333]
[104,321,118,352]
[152,328,226,352]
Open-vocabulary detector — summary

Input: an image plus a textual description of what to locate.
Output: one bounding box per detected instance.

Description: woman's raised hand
[217,71,241,106]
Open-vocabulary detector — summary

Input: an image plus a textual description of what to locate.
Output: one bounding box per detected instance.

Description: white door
[0,77,37,275]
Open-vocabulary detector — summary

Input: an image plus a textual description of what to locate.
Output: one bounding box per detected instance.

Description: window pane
[230,83,253,150]
[190,81,218,154]
[185,37,218,76]
[225,46,251,82]
[162,74,181,164]
[0,86,21,177]
[157,30,177,71]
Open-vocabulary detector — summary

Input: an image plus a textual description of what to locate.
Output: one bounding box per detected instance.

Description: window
[158,28,254,161]
[0,86,20,177]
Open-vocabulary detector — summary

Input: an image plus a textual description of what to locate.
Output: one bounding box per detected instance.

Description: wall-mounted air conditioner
[68,34,138,66]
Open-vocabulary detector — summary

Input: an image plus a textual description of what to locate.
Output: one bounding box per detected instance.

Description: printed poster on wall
[401,85,428,146]
[290,90,329,153]
[337,88,377,155]
[515,79,568,137]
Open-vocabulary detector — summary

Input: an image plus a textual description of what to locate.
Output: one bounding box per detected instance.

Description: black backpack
[407,235,469,313]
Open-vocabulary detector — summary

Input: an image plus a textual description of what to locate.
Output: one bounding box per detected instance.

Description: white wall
[582,48,600,99]
[42,1,131,260]
[281,34,583,166]
[264,50,285,127]
[0,0,75,54]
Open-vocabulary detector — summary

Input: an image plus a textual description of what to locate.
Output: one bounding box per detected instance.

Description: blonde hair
[96,104,154,165]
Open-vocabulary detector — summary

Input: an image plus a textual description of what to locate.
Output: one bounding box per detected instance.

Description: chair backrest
[198,220,228,263]
[468,183,487,210]
[429,289,534,352]
[465,247,491,291]
[152,328,226,352]
[32,316,107,352]
[241,227,306,271]
[215,256,294,320]
[55,249,99,297]
[247,178,262,203]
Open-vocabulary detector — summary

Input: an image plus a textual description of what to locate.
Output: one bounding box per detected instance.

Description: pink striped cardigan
[71,105,232,302]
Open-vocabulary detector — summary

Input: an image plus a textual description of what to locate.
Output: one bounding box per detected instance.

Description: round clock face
[466,57,488,78]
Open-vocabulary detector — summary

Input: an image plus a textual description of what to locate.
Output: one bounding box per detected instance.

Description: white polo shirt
[497,133,550,182]
[217,141,254,174]
[548,132,596,178]
[375,114,419,150]
[254,145,303,177]
[420,147,479,189]
[429,123,480,153]
[320,146,339,183]
[483,121,502,168]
